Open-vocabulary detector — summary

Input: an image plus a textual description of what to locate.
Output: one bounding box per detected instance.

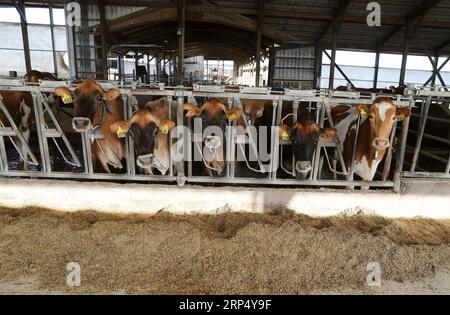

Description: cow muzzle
[204,136,221,151]
[136,154,168,175]
[295,161,312,180]
[372,137,390,150]
[72,117,92,132]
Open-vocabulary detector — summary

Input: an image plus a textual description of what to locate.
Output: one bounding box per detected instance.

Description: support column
[255,0,264,87]
[328,37,337,92]
[268,45,275,87]
[17,1,31,74]
[177,0,185,86]
[97,0,108,80]
[399,29,410,86]
[49,4,58,76]
[373,50,380,89]
[314,44,322,89]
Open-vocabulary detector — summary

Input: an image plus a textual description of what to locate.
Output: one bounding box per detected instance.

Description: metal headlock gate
[402,86,450,180]
[0,79,421,191]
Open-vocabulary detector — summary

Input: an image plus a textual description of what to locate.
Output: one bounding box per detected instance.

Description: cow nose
[373,137,390,149]
[205,136,221,149]
[295,161,312,180]
[136,154,154,168]
[72,117,92,132]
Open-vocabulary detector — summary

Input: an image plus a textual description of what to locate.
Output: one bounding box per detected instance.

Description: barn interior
[0,0,449,181]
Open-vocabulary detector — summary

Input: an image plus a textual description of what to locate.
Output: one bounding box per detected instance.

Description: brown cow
[24,70,57,83]
[183,98,243,176]
[53,79,124,173]
[110,97,176,175]
[278,105,336,179]
[332,97,411,181]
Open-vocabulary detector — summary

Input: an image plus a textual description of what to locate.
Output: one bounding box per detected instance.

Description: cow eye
[153,128,159,136]
[96,94,102,101]
[369,115,375,120]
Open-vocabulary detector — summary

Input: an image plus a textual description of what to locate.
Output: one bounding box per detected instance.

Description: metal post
[328,35,337,93]
[255,0,264,87]
[399,29,409,86]
[347,114,361,182]
[49,4,58,76]
[32,92,51,173]
[176,91,186,186]
[177,0,185,86]
[393,115,411,192]
[381,120,397,182]
[17,1,31,73]
[445,154,450,174]
[410,96,431,172]
[373,51,380,89]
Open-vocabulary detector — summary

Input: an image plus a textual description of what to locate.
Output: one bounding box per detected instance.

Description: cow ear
[110,121,129,138]
[320,127,337,143]
[224,108,243,122]
[183,103,202,118]
[103,88,121,101]
[278,124,291,141]
[54,86,73,104]
[396,107,411,121]
[158,118,175,134]
[356,104,370,118]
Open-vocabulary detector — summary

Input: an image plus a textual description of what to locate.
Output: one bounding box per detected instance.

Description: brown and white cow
[335,84,406,95]
[110,97,176,175]
[332,97,411,181]
[24,70,57,83]
[183,98,243,176]
[53,79,124,173]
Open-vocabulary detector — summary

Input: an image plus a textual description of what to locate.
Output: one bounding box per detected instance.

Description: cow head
[24,70,57,83]
[183,98,243,176]
[279,122,337,180]
[243,100,266,125]
[110,102,175,173]
[357,97,411,152]
[54,79,120,126]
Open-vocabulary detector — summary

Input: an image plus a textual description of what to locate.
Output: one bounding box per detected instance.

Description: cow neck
[92,99,113,135]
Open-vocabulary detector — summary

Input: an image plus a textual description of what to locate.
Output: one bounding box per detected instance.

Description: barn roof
[4,0,450,60]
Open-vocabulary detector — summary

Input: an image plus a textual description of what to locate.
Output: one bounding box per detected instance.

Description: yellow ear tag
[61,94,72,104]
[117,126,127,138]
[161,124,169,134]
[281,131,289,141]
[360,109,368,118]
[228,114,237,121]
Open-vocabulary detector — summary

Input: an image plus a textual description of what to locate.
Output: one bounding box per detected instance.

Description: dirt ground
[0,207,449,295]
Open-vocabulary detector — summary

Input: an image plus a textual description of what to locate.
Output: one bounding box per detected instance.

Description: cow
[0,70,51,168]
[183,98,243,176]
[110,97,176,175]
[278,105,337,180]
[335,84,406,95]
[53,79,124,173]
[24,70,57,83]
[331,97,411,181]
[0,90,33,168]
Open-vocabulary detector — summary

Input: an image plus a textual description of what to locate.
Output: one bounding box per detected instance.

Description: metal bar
[446,154,450,174]
[177,0,185,85]
[393,115,411,192]
[402,171,450,179]
[0,131,8,172]
[382,120,397,182]
[406,146,449,164]
[410,112,450,124]
[373,51,380,89]
[347,113,361,181]
[176,92,185,185]
[48,4,58,76]
[17,1,31,74]
[410,96,431,172]
[32,92,50,172]
[0,170,395,188]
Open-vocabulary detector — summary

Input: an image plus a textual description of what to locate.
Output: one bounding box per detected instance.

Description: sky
[0,7,449,73]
